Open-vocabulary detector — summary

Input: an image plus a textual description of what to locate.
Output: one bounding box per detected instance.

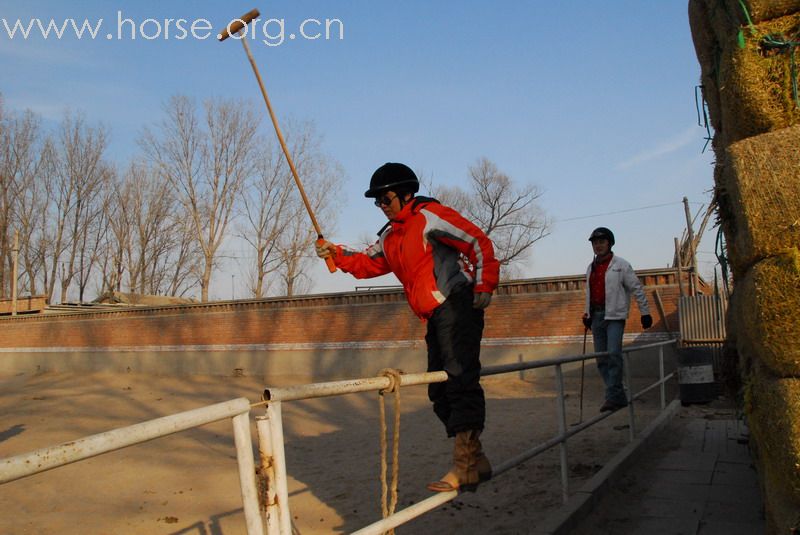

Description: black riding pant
[425,287,486,437]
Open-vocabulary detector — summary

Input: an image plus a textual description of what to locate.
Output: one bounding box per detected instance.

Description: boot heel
[459,482,478,493]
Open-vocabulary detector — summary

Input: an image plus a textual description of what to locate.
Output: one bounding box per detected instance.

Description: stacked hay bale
[689,1,800,532]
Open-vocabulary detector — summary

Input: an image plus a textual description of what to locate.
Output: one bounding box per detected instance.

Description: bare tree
[272,122,343,296]
[430,157,549,279]
[164,216,202,297]
[0,101,45,298]
[239,140,293,298]
[239,120,343,297]
[141,95,259,301]
[98,162,201,298]
[44,112,111,303]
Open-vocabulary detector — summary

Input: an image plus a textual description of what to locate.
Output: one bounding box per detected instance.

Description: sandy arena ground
[0,369,676,534]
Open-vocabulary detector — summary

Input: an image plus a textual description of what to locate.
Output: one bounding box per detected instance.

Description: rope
[377,368,402,535]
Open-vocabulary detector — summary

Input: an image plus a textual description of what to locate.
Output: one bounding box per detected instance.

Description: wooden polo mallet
[218,9,336,273]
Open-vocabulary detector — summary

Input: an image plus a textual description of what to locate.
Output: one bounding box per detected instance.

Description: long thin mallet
[571,326,589,426]
[218,9,336,273]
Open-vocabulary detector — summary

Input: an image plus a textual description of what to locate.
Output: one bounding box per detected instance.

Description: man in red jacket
[316,162,500,493]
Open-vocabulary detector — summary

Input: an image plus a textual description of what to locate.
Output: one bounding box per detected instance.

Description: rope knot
[378,368,403,395]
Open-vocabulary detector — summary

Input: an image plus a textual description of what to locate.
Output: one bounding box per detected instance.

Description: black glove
[641,314,653,329]
[582,315,592,330]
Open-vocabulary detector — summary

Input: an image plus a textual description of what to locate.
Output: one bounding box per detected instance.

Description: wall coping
[0,268,682,324]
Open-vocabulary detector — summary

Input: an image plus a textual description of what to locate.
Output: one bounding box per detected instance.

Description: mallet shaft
[219,9,336,273]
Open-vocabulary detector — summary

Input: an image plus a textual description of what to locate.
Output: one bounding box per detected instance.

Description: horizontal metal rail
[263,339,678,402]
[0,397,252,484]
[0,338,678,535]
[0,396,265,535]
[259,339,678,534]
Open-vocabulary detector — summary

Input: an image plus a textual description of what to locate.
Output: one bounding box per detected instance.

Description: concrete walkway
[540,399,765,534]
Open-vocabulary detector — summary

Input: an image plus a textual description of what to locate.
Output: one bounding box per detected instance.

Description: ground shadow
[0,424,25,443]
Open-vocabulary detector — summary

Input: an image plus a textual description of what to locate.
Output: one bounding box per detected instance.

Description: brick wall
[0,269,684,377]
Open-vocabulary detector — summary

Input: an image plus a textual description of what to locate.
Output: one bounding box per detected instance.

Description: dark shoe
[600,399,628,412]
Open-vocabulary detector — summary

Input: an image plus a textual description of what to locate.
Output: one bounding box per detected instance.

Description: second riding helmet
[588,227,615,247]
[364,162,420,198]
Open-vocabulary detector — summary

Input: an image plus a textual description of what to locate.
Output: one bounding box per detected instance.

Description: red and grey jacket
[333,197,500,319]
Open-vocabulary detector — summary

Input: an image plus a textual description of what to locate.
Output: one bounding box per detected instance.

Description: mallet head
[217,8,260,41]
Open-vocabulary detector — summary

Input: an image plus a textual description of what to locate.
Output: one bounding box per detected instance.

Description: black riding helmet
[365,162,420,198]
[588,227,615,247]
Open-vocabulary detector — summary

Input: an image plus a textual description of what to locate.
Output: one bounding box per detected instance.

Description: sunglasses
[373,193,397,207]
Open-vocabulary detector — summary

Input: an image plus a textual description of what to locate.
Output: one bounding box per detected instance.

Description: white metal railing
[259,339,678,535]
[0,339,677,535]
[0,397,265,535]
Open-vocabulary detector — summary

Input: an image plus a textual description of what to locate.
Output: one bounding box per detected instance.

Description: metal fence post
[659,345,666,410]
[554,364,569,503]
[231,411,266,535]
[265,401,292,534]
[257,415,280,535]
[624,354,635,442]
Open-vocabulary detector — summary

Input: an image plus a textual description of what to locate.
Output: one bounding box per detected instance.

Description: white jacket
[584,254,650,320]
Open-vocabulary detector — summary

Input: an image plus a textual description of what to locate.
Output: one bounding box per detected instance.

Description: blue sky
[0,1,718,298]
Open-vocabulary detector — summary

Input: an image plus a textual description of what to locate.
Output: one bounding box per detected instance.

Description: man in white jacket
[581,227,652,412]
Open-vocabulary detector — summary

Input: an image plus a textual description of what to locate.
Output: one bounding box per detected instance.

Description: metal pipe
[264,371,447,403]
[483,352,603,375]
[0,397,252,484]
[232,412,266,535]
[632,375,674,400]
[624,354,635,442]
[620,339,677,353]
[555,364,569,504]
[659,345,666,410]
[351,491,455,535]
[257,416,281,535]
[266,402,292,534]
[261,340,677,404]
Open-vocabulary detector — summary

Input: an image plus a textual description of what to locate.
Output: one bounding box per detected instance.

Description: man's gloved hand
[641,314,653,329]
[315,240,336,259]
[473,292,492,309]
[582,314,592,330]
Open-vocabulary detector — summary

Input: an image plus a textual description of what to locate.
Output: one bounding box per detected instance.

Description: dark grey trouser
[426,287,486,437]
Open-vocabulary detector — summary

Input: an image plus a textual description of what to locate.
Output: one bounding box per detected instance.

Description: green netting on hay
[720,125,800,273]
[735,250,800,376]
[690,0,725,133]
[744,366,800,532]
[704,9,800,144]
[723,0,800,25]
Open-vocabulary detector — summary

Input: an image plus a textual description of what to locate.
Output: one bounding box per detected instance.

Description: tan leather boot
[427,430,483,493]
[472,430,492,483]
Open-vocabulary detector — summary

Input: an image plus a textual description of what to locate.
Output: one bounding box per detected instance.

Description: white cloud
[615,126,698,170]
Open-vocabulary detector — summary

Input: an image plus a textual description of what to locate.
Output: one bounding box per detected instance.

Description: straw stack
[745,366,800,533]
[689,2,800,530]
[735,251,800,376]
[689,2,800,146]
[720,125,800,275]
[720,0,800,24]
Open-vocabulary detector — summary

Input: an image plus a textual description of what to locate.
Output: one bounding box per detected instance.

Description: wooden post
[654,289,671,333]
[11,230,19,316]
[674,237,685,297]
[683,197,698,296]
